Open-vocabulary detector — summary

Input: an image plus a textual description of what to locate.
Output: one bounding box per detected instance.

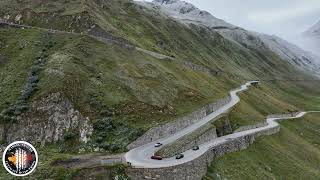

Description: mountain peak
[138,0,235,28]
[153,0,179,4]
[304,19,320,36]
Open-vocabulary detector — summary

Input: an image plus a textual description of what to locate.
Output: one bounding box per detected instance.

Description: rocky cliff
[2,93,93,147]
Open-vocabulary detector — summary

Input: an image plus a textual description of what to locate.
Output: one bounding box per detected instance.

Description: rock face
[4,93,93,146]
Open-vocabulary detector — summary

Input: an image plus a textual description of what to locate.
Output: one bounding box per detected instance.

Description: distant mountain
[300,19,320,57]
[258,34,320,73]
[138,0,320,76]
[1,0,320,178]
[138,0,236,29]
[304,20,320,37]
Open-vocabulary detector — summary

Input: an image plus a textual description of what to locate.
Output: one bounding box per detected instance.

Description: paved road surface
[125,81,256,168]
[125,81,318,168]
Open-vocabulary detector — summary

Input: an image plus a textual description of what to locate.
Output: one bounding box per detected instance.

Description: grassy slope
[0,28,48,112]
[204,113,320,180]
[228,81,320,130]
[1,0,316,115]
[0,0,319,179]
[0,26,239,151]
[0,27,239,122]
[0,146,129,179]
[0,0,319,151]
[0,0,307,80]
[203,81,320,179]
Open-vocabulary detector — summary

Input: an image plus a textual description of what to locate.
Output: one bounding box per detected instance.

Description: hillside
[204,113,320,180]
[138,0,236,29]
[139,0,320,77]
[0,0,319,179]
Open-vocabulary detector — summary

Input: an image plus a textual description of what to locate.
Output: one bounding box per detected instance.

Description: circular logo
[2,141,38,176]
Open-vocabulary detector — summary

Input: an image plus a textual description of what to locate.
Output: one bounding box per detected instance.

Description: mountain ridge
[299,18,320,57]
[137,0,237,29]
[304,19,320,37]
[137,0,320,77]
[1,0,320,178]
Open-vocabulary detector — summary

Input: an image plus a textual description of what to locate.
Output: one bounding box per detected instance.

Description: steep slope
[257,34,320,75]
[138,0,320,77]
[137,0,236,29]
[0,0,320,178]
[0,0,318,152]
[204,113,320,180]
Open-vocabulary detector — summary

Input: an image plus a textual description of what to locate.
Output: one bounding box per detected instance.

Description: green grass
[227,81,320,130]
[0,27,238,152]
[0,28,44,112]
[1,0,320,155]
[0,1,320,178]
[0,145,130,179]
[0,145,73,179]
[204,113,320,180]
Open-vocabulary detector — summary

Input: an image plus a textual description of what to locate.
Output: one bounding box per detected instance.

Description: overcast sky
[140,0,320,42]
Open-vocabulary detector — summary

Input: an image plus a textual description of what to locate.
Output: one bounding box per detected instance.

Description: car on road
[192,146,199,151]
[175,153,184,159]
[151,155,163,160]
[154,142,163,147]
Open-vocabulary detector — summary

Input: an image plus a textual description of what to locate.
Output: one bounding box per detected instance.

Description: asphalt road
[125,80,318,168]
[125,81,257,168]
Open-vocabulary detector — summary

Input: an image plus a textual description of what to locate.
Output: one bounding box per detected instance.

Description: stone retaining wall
[179,126,217,155]
[126,115,288,180]
[267,113,298,119]
[234,121,268,133]
[156,123,218,158]
[127,96,232,150]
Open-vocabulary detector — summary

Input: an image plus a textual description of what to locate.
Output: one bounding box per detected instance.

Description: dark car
[175,154,184,159]
[154,142,163,147]
[151,155,163,160]
[192,146,199,151]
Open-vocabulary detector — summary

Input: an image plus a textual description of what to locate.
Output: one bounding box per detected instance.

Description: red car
[151,155,163,160]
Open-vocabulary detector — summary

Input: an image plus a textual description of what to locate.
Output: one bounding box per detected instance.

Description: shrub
[109,143,120,151]
[0,36,54,123]
[92,116,146,152]
[97,131,107,138]
[2,107,15,116]
[100,109,113,117]
[102,142,110,150]
[0,113,11,123]
[63,131,76,141]
[93,117,113,131]
[30,65,41,75]
[96,136,104,143]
